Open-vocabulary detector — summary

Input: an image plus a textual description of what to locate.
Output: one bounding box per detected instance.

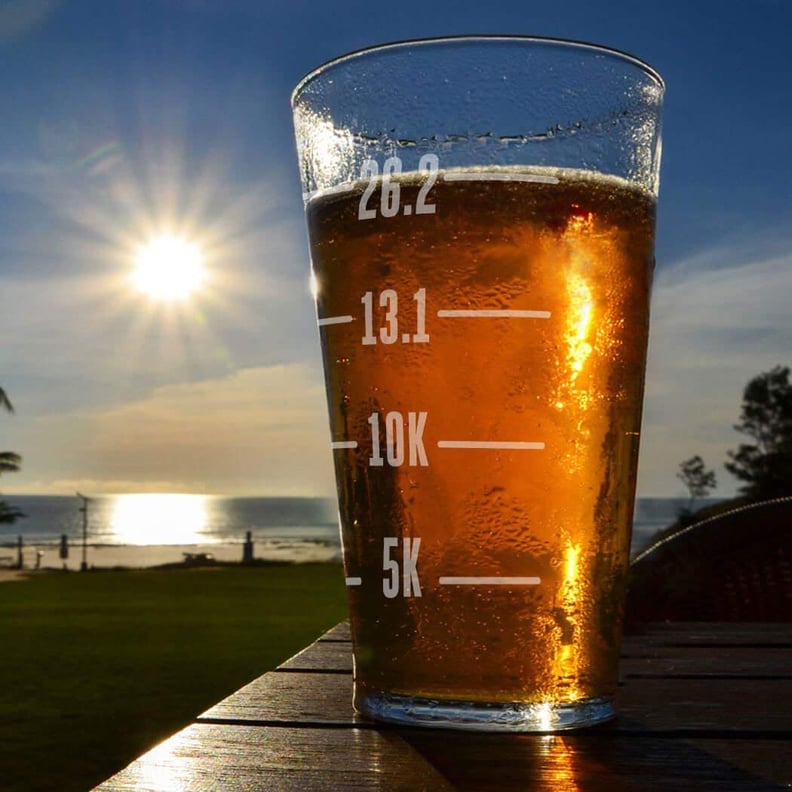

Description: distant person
[60,534,69,570]
[243,531,254,564]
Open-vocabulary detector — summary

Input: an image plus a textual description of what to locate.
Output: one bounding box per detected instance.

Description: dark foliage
[725,366,792,499]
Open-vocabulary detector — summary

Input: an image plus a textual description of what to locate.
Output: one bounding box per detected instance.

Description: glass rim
[291,35,665,107]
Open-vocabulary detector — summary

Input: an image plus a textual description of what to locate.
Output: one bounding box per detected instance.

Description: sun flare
[132,234,206,301]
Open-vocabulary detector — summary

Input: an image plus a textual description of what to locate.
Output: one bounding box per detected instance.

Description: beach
[0,494,343,571]
[0,493,716,572]
[19,539,341,572]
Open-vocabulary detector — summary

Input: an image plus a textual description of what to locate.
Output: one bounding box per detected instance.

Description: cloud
[638,242,792,496]
[0,236,318,417]
[6,363,337,496]
[0,0,59,40]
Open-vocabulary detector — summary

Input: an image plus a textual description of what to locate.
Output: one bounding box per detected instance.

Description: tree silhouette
[725,365,792,500]
[677,455,717,511]
[0,387,24,524]
[0,451,22,475]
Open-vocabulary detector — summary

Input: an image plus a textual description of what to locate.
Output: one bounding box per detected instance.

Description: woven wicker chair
[625,497,792,627]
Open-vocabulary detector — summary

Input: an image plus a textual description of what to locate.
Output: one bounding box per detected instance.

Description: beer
[307,167,655,712]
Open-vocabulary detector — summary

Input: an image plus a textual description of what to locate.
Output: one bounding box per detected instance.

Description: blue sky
[0,0,790,497]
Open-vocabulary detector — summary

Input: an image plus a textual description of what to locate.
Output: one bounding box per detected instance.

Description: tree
[0,451,22,475]
[0,497,24,523]
[0,387,25,524]
[677,455,717,511]
[725,365,792,500]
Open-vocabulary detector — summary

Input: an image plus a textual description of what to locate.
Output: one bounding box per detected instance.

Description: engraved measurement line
[437,441,545,451]
[437,309,551,319]
[322,308,551,327]
[442,172,559,185]
[331,441,358,450]
[345,576,541,586]
[317,315,355,326]
[439,576,542,586]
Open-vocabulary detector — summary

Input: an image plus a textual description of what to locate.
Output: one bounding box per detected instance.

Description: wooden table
[95,622,791,790]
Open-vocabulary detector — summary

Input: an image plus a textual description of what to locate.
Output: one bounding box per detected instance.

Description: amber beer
[307,167,655,723]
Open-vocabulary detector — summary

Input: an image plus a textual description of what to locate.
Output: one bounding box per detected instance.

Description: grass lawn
[0,563,348,792]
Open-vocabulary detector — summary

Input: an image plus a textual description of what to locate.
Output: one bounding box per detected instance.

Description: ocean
[0,494,715,570]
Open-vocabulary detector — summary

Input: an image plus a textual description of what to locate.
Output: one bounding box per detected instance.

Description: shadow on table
[384,721,783,791]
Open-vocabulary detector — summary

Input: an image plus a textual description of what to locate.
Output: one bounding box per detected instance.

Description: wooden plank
[317,622,351,641]
[200,663,791,734]
[92,724,454,791]
[284,640,792,676]
[95,622,792,791]
[620,647,792,677]
[278,640,353,672]
[618,677,792,732]
[277,640,792,676]
[326,621,792,646]
[93,723,785,791]
[688,738,792,789]
[624,623,792,646]
[294,623,792,677]
[390,730,787,791]
[198,672,355,724]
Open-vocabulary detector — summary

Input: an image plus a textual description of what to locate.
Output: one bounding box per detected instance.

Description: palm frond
[0,451,22,474]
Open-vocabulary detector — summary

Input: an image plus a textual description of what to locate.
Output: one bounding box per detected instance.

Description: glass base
[356,690,615,732]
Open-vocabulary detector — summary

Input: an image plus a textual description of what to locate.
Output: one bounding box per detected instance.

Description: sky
[0,0,790,498]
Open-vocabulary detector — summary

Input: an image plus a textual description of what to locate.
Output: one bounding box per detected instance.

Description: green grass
[0,563,348,792]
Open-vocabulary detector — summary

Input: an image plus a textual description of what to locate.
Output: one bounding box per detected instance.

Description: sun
[132,235,206,301]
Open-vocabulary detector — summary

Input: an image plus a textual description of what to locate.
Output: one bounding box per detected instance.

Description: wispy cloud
[0,0,59,41]
[7,363,335,496]
[639,238,792,496]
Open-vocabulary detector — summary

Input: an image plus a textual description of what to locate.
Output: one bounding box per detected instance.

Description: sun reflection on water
[110,493,211,546]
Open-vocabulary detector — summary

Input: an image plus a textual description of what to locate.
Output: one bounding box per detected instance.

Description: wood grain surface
[94,622,792,791]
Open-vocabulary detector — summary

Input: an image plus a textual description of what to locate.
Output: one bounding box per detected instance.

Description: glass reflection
[111,493,210,546]
[565,272,594,383]
[551,541,583,702]
[538,735,583,790]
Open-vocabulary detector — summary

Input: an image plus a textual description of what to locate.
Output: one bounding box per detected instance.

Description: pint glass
[292,37,664,730]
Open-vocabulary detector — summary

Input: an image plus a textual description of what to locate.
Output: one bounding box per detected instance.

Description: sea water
[0,494,718,569]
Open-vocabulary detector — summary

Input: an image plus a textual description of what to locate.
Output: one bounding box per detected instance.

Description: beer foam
[307,165,655,207]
